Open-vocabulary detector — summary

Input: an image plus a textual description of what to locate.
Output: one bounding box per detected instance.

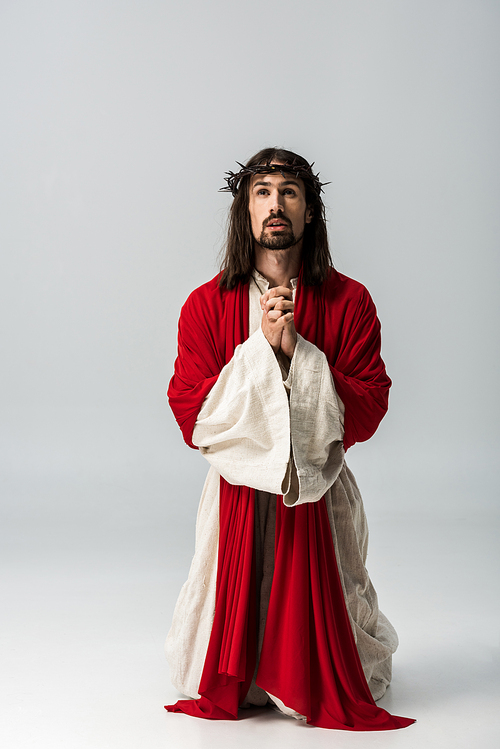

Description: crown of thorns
[220,159,329,198]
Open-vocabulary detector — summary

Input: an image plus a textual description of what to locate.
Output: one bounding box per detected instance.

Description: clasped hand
[260,286,297,359]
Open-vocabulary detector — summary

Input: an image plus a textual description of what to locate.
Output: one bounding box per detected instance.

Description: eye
[283,188,296,196]
[256,188,269,196]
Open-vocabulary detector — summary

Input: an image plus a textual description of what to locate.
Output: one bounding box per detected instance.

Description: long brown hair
[219,147,332,289]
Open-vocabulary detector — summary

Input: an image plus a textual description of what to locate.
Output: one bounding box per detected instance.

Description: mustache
[262,213,291,229]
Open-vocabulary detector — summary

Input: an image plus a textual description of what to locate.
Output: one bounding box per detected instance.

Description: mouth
[266,219,289,231]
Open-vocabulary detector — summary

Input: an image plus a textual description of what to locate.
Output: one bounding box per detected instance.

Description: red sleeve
[167,287,222,449]
[328,287,391,451]
[167,277,248,449]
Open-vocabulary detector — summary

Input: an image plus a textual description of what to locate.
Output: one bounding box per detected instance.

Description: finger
[260,290,275,309]
[265,296,284,311]
[269,285,293,300]
[267,309,283,322]
[272,300,294,313]
[270,311,293,328]
[262,287,292,305]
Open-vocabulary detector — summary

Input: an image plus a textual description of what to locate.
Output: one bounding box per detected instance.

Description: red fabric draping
[165,270,414,730]
[166,277,248,449]
[256,495,411,729]
[166,480,257,720]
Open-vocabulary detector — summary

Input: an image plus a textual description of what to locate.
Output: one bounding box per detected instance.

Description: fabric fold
[165,479,257,720]
[192,327,291,493]
[256,496,413,730]
[284,333,345,506]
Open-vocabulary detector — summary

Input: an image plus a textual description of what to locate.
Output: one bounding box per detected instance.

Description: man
[165,148,414,731]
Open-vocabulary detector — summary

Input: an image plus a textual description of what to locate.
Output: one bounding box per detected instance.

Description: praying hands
[260,286,297,359]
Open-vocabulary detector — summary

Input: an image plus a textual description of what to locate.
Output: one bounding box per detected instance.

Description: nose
[270,189,284,215]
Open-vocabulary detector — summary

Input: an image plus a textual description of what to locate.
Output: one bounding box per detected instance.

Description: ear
[305,205,314,224]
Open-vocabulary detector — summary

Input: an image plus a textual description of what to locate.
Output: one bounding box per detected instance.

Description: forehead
[249,169,306,193]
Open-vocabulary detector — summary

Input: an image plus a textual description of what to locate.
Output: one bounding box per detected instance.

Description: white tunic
[165,272,398,713]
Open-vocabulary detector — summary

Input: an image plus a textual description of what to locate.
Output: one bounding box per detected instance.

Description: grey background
[1,1,499,748]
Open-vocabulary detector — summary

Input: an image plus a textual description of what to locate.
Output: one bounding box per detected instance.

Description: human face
[248,168,313,251]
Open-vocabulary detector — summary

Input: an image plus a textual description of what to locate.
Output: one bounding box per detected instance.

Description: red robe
[165,268,414,731]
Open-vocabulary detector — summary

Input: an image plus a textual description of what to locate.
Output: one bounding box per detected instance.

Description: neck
[254,242,302,289]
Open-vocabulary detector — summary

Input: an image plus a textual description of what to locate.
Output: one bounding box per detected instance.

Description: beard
[257,215,301,250]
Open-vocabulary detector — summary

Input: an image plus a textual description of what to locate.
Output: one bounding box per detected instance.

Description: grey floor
[2,475,499,749]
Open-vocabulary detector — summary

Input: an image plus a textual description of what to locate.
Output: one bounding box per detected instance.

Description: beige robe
[166,272,398,716]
